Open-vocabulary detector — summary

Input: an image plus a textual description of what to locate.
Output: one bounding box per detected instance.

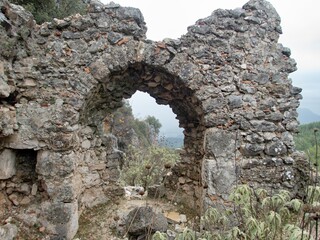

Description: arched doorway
[79,62,206,210]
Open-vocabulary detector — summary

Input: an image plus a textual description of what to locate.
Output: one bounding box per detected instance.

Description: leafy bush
[152,231,167,240]
[196,184,318,240]
[145,116,162,135]
[130,115,162,147]
[9,0,86,23]
[107,101,177,188]
[132,119,153,146]
[294,122,320,165]
[120,145,180,189]
[151,183,319,239]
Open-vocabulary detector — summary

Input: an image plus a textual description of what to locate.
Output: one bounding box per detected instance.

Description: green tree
[9,0,86,23]
[106,101,163,150]
[294,121,320,165]
[145,115,162,135]
[132,119,152,146]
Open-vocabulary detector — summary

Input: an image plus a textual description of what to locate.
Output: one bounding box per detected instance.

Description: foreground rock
[0,224,18,240]
[122,206,168,240]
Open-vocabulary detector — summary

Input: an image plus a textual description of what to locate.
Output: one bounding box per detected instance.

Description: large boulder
[0,223,18,240]
[124,206,168,239]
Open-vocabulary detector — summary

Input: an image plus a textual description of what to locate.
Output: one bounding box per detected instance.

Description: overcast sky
[101,0,320,136]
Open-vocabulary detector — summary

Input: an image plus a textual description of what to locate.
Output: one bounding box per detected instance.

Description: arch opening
[79,62,206,209]
[129,91,183,148]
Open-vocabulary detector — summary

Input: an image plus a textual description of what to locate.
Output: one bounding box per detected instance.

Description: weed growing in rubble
[151,183,319,240]
[201,185,308,239]
[152,231,168,240]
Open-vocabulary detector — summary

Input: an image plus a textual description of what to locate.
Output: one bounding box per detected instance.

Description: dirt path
[1,194,192,239]
[74,197,185,240]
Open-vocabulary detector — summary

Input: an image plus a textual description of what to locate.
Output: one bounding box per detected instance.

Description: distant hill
[158,136,184,149]
[298,108,320,124]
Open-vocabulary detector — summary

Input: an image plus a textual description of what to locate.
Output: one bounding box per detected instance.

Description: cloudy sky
[101,0,320,136]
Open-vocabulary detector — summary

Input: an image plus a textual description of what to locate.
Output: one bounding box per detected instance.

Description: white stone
[179,214,187,223]
[20,183,30,194]
[81,140,91,149]
[174,224,184,233]
[55,98,64,107]
[81,126,93,135]
[0,149,16,180]
[0,78,11,98]
[178,177,186,184]
[21,78,37,87]
[240,63,247,69]
[263,132,276,141]
[31,183,38,196]
[5,217,12,223]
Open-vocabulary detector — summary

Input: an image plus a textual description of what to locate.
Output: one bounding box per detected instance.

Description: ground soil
[74,197,192,240]
[0,195,197,239]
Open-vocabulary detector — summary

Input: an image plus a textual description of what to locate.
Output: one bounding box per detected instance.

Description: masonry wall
[0,0,308,239]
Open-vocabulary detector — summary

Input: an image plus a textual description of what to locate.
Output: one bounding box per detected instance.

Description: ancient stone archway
[80,62,206,208]
[0,0,308,238]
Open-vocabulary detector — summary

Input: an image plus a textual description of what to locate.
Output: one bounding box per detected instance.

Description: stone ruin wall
[0,0,309,238]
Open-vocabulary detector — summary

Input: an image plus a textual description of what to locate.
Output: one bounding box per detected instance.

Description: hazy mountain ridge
[298,108,320,124]
[158,136,183,149]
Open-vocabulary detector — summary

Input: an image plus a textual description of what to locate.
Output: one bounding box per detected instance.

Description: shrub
[9,0,86,23]
[196,184,318,240]
[294,122,320,166]
[120,145,180,189]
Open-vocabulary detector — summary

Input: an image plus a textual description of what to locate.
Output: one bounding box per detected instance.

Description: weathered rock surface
[0,149,16,179]
[124,206,168,239]
[0,223,18,240]
[0,0,308,239]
